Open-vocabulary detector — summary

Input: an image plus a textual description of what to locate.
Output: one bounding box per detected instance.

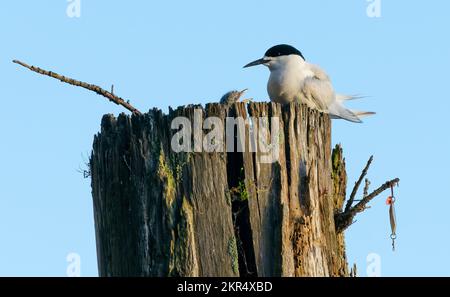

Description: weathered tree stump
[90,102,349,277]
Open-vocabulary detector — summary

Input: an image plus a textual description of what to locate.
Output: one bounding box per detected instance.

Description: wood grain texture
[90,102,350,277]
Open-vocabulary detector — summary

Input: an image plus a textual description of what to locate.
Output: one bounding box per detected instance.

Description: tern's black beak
[243,58,267,68]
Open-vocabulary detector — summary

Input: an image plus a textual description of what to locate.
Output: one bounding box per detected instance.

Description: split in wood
[335,155,400,233]
[12,60,142,115]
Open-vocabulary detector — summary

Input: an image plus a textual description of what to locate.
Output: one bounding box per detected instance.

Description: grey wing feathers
[299,64,335,111]
[301,64,373,123]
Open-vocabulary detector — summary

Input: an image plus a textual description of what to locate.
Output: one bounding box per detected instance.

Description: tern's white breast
[267,56,314,104]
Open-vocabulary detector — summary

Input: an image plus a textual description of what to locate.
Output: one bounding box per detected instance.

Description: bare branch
[12,60,142,115]
[363,178,370,197]
[352,178,399,214]
[336,178,400,233]
[344,156,373,212]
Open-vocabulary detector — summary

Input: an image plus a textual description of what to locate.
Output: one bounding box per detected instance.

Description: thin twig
[352,178,399,214]
[12,60,142,115]
[344,156,373,212]
[363,178,370,197]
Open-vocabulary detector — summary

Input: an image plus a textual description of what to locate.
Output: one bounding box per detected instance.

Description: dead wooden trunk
[90,102,349,277]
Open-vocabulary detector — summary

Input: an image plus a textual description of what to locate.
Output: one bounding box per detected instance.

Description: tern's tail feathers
[336,94,367,101]
[328,102,375,123]
[352,110,376,118]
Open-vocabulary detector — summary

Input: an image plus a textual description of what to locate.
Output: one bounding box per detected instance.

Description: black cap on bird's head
[264,44,305,60]
[244,44,305,68]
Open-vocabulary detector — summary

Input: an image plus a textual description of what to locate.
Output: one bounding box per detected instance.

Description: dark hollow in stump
[90,102,349,277]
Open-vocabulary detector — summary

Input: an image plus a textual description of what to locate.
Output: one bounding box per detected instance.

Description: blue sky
[0,1,449,276]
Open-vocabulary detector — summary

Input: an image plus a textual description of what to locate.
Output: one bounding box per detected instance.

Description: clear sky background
[0,0,449,276]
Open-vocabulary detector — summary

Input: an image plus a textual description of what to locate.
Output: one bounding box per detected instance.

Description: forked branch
[336,155,400,233]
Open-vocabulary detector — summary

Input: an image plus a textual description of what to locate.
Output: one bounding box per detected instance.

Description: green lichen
[225,188,232,206]
[332,145,342,172]
[331,144,347,211]
[236,167,249,201]
[237,180,249,201]
[227,236,239,275]
[175,164,183,182]
[158,151,176,203]
[170,152,192,183]
[331,145,343,186]
[158,150,177,230]
[169,197,198,277]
